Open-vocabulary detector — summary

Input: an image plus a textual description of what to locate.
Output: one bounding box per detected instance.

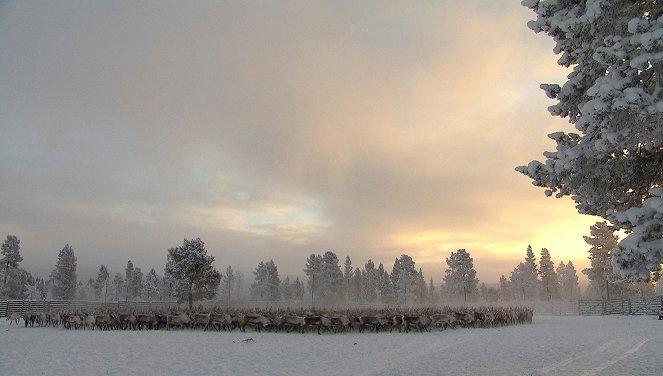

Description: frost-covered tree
[303,253,323,303]
[539,248,560,300]
[319,251,344,303]
[350,268,363,303]
[0,235,33,299]
[393,255,418,304]
[343,256,353,302]
[518,0,663,281]
[416,268,427,304]
[362,259,378,303]
[517,246,541,300]
[164,238,221,309]
[557,261,580,300]
[131,267,143,300]
[35,277,47,300]
[582,221,621,298]
[443,249,479,302]
[281,276,292,301]
[377,263,395,304]
[510,263,528,301]
[250,260,281,301]
[110,272,124,301]
[144,268,160,301]
[221,265,235,303]
[124,260,135,300]
[498,275,513,301]
[290,277,305,301]
[428,277,438,304]
[1,235,23,289]
[50,244,77,300]
[93,264,109,301]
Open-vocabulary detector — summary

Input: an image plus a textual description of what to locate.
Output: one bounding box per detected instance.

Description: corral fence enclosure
[1,296,661,317]
[578,296,663,316]
[0,300,179,317]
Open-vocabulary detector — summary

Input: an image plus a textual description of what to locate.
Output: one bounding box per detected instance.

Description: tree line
[2,223,661,308]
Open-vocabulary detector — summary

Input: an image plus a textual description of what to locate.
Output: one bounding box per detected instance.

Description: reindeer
[6,312,21,325]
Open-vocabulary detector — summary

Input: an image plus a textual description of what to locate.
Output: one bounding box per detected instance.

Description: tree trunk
[188,283,193,310]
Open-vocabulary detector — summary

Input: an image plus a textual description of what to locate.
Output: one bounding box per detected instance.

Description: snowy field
[1,315,662,376]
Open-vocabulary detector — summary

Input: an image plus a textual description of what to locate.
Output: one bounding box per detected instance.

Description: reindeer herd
[5,306,532,334]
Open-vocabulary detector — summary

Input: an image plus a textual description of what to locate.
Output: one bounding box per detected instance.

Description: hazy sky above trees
[0,1,600,282]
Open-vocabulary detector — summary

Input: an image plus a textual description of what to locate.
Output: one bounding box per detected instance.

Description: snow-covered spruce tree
[124,260,135,300]
[428,277,438,304]
[582,221,621,297]
[143,268,160,301]
[377,263,395,304]
[281,276,292,301]
[393,254,419,305]
[50,244,77,300]
[0,235,34,299]
[557,261,581,300]
[303,253,323,303]
[291,276,305,301]
[93,264,109,300]
[518,0,663,281]
[510,263,528,300]
[343,256,353,302]
[164,238,221,309]
[443,249,479,302]
[1,235,22,288]
[319,251,344,304]
[499,275,513,301]
[221,265,235,303]
[522,246,540,300]
[110,272,124,301]
[250,260,281,301]
[132,267,144,300]
[362,259,378,303]
[350,268,363,303]
[416,268,427,304]
[539,248,560,300]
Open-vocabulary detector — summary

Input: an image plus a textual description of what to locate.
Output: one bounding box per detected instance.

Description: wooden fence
[578,296,663,315]
[0,300,179,317]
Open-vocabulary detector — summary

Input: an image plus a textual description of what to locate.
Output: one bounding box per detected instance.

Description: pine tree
[517,1,663,280]
[343,256,353,303]
[362,259,378,303]
[303,254,323,303]
[93,265,109,301]
[557,261,580,301]
[443,249,479,302]
[222,265,235,303]
[164,238,221,309]
[428,277,438,304]
[291,277,305,301]
[111,273,124,301]
[144,268,160,301]
[50,244,77,300]
[125,260,135,300]
[499,275,513,301]
[131,267,143,300]
[539,248,559,300]
[350,268,363,303]
[320,251,344,304]
[510,263,528,301]
[281,276,292,301]
[377,263,395,304]
[251,260,281,301]
[522,245,540,300]
[582,221,620,298]
[416,268,427,304]
[1,235,23,291]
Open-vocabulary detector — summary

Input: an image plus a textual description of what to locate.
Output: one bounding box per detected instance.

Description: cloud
[0,1,595,283]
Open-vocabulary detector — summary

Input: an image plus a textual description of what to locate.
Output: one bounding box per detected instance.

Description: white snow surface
[2,315,662,376]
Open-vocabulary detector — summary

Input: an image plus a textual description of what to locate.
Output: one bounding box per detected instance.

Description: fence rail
[0,300,179,317]
[579,296,663,315]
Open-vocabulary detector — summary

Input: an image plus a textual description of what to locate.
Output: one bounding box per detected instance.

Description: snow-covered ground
[1,315,662,376]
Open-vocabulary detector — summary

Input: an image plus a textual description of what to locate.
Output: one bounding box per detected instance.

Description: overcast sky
[0,1,601,284]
